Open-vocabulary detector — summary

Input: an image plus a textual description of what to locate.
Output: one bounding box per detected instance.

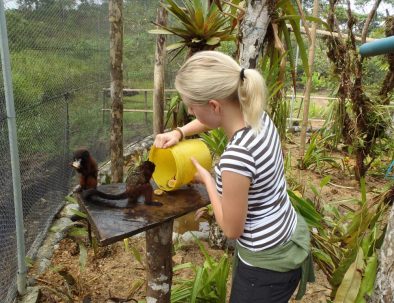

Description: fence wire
[0,0,181,301]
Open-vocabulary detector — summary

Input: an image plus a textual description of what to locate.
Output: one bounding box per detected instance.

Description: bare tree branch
[361,0,382,44]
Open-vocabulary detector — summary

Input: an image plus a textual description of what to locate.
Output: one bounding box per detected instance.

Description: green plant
[149,0,238,58]
[259,0,328,137]
[199,128,228,158]
[171,235,231,303]
[309,175,331,211]
[301,71,328,92]
[124,238,145,267]
[288,178,389,301]
[165,93,190,129]
[299,132,340,172]
[283,151,302,192]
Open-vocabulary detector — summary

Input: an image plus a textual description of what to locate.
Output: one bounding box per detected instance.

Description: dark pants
[229,258,301,303]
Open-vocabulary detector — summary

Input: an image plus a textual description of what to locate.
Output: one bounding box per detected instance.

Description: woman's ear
[208,99,221,113]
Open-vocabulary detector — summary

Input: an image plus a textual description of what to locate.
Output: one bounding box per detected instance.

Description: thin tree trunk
[147,4,173,303]
[146,221,173,303]
[369,205,394,303]
[153,2,167,135]
[361,0,382,44]
[238,0,272,68]
[109,0,123,182]
[299,0,319,161]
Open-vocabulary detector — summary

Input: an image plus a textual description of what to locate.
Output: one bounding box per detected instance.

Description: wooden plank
[75,183,209,246]
[285,95,338,100]
[102,88,139,97]
[102,109,168,113]
[102,88,177,96]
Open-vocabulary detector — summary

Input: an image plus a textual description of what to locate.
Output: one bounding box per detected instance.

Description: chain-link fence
[0,1,182,301]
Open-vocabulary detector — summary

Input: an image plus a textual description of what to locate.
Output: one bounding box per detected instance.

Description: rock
[199,221,210,234]
[59,203,80,219]
[17,286,40,303]
[181,231,208,243]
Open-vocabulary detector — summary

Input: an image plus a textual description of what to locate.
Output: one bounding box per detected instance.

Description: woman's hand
[191,157,214,185]
[154,130,182,149]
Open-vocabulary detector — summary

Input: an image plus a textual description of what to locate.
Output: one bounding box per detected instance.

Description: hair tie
[240,68,246,81]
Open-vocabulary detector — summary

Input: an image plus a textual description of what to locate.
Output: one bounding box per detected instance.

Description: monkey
[82,160,162,207]
[71,149,98,191]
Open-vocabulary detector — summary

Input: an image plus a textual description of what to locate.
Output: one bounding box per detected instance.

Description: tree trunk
[153,2,167,136]
[109,0,123,182]
[147,5,173,303]
[208,220,227,249]
[238,0,272,68]
[299,0,319,161]
[369,205,394,303]
[146,220,173,303]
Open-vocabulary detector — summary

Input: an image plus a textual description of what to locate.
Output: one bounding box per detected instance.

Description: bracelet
[174,127,184,141]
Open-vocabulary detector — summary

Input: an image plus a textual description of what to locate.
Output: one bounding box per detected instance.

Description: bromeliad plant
[149,0,239,59]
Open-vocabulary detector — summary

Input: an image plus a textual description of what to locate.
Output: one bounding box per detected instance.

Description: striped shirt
[214,112,297,251]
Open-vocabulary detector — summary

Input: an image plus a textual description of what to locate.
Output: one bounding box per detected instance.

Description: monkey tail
[82,188,129,200]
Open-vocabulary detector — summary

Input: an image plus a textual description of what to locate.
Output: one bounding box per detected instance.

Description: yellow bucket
[149,139,212,191]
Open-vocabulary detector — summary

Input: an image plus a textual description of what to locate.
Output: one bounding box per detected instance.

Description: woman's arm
[154,119,211,149]
[178,119,211,138]
[192,159,249,239]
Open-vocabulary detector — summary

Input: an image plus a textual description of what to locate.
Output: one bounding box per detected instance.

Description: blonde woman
[154,51,313,303]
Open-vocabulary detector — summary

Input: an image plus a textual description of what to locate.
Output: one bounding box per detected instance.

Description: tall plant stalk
[325,0,391,181]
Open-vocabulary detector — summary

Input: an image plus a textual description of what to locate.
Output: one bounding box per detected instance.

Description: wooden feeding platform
[75,182,209,246]
[75,182,210,302]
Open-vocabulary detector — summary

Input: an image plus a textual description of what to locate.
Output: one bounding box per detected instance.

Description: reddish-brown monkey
[82,160,162,207]
[71,149,98,191]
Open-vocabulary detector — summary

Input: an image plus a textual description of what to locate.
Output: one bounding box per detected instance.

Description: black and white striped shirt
[214,112,297,251]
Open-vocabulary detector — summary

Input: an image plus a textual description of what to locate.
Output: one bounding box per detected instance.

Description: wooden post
[144,90,148,125]
[152,1,167,135]
[299,0,319,162]
[147,2,172,303]
[146,221,174,302]
[109,0,124,182]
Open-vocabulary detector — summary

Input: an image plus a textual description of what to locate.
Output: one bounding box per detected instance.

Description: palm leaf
[167,42,187,51]
[148,28,174,35]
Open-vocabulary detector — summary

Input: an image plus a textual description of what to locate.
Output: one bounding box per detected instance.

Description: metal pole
[0,0,27,296]
[289,44,300,128]
[289,0,302,128]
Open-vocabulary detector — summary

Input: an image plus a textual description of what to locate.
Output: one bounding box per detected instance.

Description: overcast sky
[2,0,393,15]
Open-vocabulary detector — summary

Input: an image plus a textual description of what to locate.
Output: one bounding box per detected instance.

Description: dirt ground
[30,235,331,303]
[28,130,390,303]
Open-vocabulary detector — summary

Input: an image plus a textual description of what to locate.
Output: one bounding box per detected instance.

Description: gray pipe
[0,0,27,295]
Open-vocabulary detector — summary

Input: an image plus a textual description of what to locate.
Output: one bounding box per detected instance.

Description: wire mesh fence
[0,0,181,301]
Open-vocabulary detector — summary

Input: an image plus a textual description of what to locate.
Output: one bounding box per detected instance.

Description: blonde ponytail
[175,51,267,133]
[238,68,267,133]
